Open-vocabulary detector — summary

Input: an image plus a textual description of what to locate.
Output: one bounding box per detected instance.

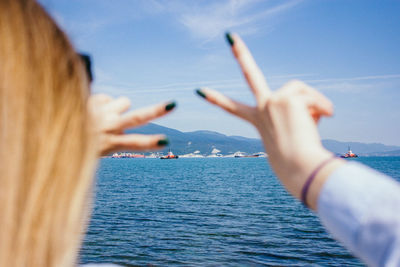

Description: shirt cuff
[317,162,400,267]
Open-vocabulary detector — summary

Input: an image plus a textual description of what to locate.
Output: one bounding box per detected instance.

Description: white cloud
[41,0,302,46]
[303,74,400,93]
[305,74,400,84]
[167,0,303,43]
[94,73,400,97]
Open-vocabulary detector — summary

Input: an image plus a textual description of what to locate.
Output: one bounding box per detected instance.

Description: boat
[233,151,246,158]
[207,153,223,158]
[340,147,358,158]
[234,151,262,158]
[146,153,159,159]
[111,152,145,158]
[160,149,179,159]
[180,153,204,158]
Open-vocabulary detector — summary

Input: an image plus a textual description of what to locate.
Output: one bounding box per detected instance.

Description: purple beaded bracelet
[301,155,337,207]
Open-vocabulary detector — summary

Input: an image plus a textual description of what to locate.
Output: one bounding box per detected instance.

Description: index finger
[227,33,271,106]
[117,100,176,130]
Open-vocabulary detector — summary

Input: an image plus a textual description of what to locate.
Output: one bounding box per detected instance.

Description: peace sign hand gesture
[88,94,175,156]
[197,33,343,210]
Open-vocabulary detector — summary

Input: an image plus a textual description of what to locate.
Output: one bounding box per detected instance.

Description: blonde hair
[0,1,98,266]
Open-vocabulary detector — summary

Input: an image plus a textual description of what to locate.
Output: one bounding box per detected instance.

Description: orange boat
[160,149,179,159]
[340,147,358,158]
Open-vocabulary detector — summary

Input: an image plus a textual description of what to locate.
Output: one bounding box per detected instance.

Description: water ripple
[80,157,400,266]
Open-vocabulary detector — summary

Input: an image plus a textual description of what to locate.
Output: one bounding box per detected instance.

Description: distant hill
[365,149,400,157]
[321,140,400,155]
[127,123,400,156]
[128,123,263,155]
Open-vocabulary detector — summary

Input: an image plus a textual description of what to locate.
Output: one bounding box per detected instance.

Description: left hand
[88,94,176,156]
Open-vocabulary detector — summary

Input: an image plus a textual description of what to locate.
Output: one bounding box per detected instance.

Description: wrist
[300,155,337,207]
[306,158,345,210]
[268,147,333,200]
[293,149,333,180]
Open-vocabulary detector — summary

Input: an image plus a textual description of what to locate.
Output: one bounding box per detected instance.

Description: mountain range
[127,123,400,156]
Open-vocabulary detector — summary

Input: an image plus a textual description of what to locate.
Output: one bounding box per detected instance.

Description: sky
[39,0,400,146]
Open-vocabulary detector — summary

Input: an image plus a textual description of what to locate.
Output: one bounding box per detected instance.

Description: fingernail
[157,138,169,146]
[195,89,207,99]
[165,101,176,111]
[225,32,234,46]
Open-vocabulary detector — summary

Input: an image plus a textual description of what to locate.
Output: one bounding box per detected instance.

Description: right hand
[197,33,337,203]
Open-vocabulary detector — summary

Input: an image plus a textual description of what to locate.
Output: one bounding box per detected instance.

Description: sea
[79,157,400,266]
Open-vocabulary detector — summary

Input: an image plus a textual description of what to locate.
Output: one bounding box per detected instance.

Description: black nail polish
[196,89,207,99]
[165,101,176,111]
[225,32,234,46]
[157,138,169,146]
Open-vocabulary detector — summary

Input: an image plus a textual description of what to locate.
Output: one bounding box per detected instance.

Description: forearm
[306,158,346,210]
[261,133,345,210]
[317,162,400,266]
[271,153,400,265]
[271,156,345,210]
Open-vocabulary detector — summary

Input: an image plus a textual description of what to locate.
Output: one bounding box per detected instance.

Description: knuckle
[119,97,131,105]
[280,97,292,108]
[131,116,145,126]
[104,135,118,150]
[268,94,296,109]
[111,135,121,146]
[286,97,299,106]
[94,93,109,100]
[119,96,129,101]
[288,79,302,86]
[224,104,235,114]
[97,93,110,99]
[284,79,305,91]
[267,95,280,106]
[89,94,110,104]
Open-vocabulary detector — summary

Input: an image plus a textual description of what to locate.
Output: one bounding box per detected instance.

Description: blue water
[80,157,400,266]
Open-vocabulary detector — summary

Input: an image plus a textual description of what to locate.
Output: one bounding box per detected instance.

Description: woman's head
[0,0,97,266]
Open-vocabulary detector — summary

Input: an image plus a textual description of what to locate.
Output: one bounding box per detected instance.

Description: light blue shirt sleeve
[318,162,400,267]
